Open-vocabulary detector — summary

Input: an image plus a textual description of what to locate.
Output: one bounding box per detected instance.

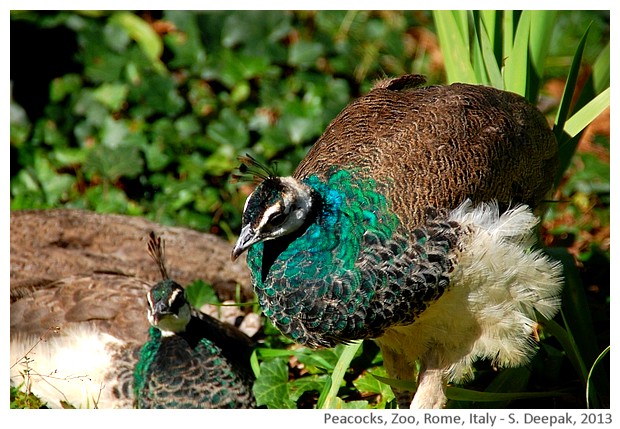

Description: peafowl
[134,232,256,408]
[231,74,563,408]
[11,232,256,409]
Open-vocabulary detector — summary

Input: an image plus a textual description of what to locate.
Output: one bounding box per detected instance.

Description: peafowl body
[134,279,256,409]
[136,233,256,408]
[232,75,563,408]
[11,233,255,409]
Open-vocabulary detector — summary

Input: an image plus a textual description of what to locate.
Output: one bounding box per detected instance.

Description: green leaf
[478,366,532,408]
[253,357,297,408]
[250,349,260,378]
[553,23,591,141]
[563,87,610,138]
[109,12,165,72]
[446,386,566,402]
[100,117,129,148]
[591,42,610,94]
[84,142,143,180]
[353,366,395,407]
[541,316,588,385]
[546,248,601,370]
[289,374,330,401]
[288,40,325,68]
[475,13,503,88]
[207,108,249,149]
[93,83,129,111]
[432,11,477,83]
[502,11,515,59]
[586,345,610,409]
[319,340,362,409]
[470,12,488,84]
[84,185,132,213]
[503,11,531,97]
[49,74,82,103]
[295,349,338,373]
[339,400,370,409]
[529,12,556,72]
[480,11,501,62]
[372,374,417,391]
[185,279,219,309]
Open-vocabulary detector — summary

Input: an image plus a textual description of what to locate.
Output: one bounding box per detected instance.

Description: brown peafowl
[11,233,256,408]
[231,74,563,408]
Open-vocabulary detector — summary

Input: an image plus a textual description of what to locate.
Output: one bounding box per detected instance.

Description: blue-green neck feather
[133,326,161,400]
[133,324,255,408]
[247,169,456,347]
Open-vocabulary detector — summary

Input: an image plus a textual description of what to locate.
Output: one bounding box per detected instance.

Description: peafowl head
[231,176,316,260]
[145,231,191,334]
[146,279,191,335]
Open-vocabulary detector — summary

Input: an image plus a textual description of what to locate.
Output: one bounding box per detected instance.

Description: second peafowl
[11,232,256,409]
[231,75,563,408]
[134,232,256,408]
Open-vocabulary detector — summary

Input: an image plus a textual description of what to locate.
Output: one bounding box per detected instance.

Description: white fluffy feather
[377,200,563,406]
[10,325,131,408]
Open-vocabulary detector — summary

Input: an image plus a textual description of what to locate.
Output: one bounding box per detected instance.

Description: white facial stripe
[258,203,283,230]
[169,287,183,306]
[243,189,255,213]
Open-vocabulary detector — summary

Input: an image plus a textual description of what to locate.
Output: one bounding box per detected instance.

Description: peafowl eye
[232,74,563,409]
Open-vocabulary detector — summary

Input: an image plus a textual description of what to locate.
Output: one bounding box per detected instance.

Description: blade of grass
[315,377,333,409]
[551,23,593,186]
[564,87,610,138]
[319,340,362,409]
[502,11,515,59]
[541,316,588,386]
[482,366,532,408]
[432,11,477,83]
[471,11,489,84]
[528,11,557,96]
[476,13,503,88]
[480,10,501,62]
[592,42,610,94]
[446,386,568,402]
[250,349,261,377]
[586,345,610,409]
[545,247,602,381]
[503,11,531,98]
[553,23,592,142]
[373,374,567,403]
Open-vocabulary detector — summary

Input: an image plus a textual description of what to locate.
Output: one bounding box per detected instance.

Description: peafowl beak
[231,224,259,261]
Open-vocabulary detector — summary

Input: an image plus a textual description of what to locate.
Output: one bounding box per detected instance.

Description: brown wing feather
[294,77,557,230]
[10,273,151,344]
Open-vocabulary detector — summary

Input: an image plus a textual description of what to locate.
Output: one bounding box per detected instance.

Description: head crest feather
[232,154,278,184]
[147,231,169,280]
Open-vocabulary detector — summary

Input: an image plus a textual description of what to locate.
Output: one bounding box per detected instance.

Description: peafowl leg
[410,349,447,409]
[377,341,414,407]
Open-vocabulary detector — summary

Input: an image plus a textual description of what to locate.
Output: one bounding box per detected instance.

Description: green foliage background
[10,10,609,409]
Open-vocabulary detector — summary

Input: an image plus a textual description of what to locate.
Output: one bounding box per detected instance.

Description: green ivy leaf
[353,366,395,406]
[84,142,143,181]
[253,357,297,409]
[93,83,129,111]
[289,374,330,402]
[185,280,220,309]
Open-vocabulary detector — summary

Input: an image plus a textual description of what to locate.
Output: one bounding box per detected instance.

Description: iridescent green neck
[133,326,162,399]
[247,169,403,344]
